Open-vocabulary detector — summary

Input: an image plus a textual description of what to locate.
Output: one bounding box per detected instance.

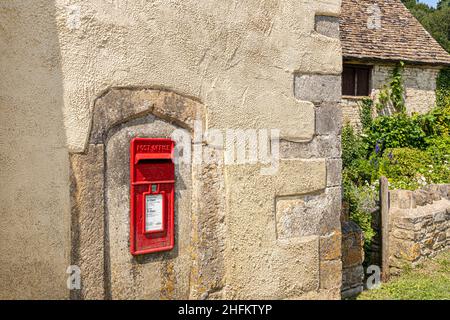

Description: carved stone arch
[69,88,218,300]
[89,88,204,145]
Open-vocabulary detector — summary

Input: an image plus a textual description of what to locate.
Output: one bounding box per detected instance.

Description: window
[342,64,372,96]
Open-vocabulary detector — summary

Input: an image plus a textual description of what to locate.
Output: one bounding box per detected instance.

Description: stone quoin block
[294,74,342,104]
[326,158,342,187]
[315,104,343,135]
[280,134,342,159]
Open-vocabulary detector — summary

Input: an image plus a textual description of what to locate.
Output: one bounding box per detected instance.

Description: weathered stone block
[294,74,341,104]
[70,144,105,300]
[341,285,363,299]
[437,184,449,199]
[341,221,364,268]
[391,239,421,262]
[320,260,342,290]
[320,232,342,261]
[433,210,446,223]
[276,187,340,239]
[342,265,364,290]
[319,187,342,236]
[390,190,416,209]
[424,185,442,201]
[315,104,342,135]
[392,228,416,241]
[280,134,341,159]
[314,15,340,39]
[414,190,433,207]
[326,158,342,188]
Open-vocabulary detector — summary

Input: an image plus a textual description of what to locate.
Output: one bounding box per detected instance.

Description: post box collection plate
[130,138,175,255]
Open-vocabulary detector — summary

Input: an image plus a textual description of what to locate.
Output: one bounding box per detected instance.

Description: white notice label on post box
[145,194,163,232]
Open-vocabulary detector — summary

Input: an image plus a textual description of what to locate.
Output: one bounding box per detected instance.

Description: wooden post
[380,176,390,282]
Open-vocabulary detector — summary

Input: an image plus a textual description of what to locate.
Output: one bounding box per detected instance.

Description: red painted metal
[130,138,175,255]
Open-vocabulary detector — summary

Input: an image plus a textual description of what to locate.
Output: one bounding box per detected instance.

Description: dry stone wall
[388,184,450,275]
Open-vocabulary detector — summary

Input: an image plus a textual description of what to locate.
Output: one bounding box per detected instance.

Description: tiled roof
[340,0,450,66]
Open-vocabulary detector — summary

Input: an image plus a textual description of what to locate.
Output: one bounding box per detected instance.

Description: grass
[357,250,450,300]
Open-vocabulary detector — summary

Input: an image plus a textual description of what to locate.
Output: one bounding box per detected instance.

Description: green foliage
[342,123,368,169]
[365,114,427,152]
[390,62,406,113]
[402,0,450,53]
[415,104,450,137]
[380,148,433,190]
[359,98,374,130]
[436,68,450,109]
[343,175,377,249]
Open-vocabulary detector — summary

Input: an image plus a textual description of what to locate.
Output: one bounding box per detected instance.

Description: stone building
[340,0,450,130]
[0,0,343,299]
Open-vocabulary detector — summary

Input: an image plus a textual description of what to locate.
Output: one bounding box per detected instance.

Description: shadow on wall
[0,0,70,299]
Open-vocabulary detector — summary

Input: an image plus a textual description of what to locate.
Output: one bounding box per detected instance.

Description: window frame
[342,64,373,98]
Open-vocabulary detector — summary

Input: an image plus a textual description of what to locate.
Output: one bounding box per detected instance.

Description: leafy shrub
[380,142,450,190]
[342,123,368,169]
[365,114,428,152]
[380,148,432,190]
[436,67,450,109]
[343,174,377,249]
[359,98,374,130]
[415,104,450,137]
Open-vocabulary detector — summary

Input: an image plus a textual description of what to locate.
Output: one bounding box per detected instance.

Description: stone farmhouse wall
[388,184,450,275]
[341,64,441,131]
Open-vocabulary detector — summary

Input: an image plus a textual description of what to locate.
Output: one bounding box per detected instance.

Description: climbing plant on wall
[375,62,406,114]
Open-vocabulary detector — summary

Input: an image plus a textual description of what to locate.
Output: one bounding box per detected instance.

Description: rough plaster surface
[53,0,342,151]
[0,0,70,299]
[1,0,343,299]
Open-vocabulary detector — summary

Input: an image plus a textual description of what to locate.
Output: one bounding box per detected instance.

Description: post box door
[130,138,175,255]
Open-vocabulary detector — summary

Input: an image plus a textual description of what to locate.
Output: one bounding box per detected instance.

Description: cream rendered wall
[0,1,71,299]
[1,0,342,299]
[55,0,341,152]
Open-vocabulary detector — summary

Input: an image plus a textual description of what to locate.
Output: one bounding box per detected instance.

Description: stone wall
[0,0,344,300]
[340,98,363,132]
[388,184,450,275]
[341,63,441,131]
[372,65,440,115]
[341,221,364,299]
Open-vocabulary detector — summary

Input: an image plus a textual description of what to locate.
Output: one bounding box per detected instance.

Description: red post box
[130,138,175,255]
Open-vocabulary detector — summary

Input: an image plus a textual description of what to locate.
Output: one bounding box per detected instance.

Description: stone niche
[70,88,225,299]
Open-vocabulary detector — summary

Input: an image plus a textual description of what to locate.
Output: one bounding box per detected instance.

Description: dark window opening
[342,64,372,96]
